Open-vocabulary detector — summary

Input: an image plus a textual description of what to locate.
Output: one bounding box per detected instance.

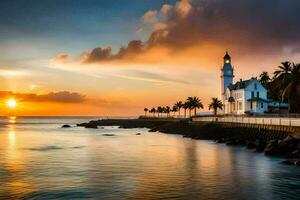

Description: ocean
[0,116,299,200]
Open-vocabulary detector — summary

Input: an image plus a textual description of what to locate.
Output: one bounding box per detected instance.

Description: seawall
[77,118,300,140]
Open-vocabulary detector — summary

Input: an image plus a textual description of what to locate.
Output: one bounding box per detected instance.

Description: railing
[192,116,300,127]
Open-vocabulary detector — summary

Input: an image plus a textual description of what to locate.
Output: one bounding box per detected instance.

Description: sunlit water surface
[0,117,300,200]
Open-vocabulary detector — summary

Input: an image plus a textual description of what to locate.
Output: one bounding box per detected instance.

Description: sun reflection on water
[8,116,17,124]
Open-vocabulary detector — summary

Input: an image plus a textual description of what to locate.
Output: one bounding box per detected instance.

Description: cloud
[51,53,69,63]
[0,91,86,103]
[84,47,112,63]
[83,40,144,63]
[146,0,300,52]
[141,10,158,23]
[153,22,169,31]
[161,4,173,15]
[115,69,190,85]
[175,0,192,18]
[54,0,300,65]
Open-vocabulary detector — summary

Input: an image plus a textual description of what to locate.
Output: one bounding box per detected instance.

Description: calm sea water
[0,117,299,200]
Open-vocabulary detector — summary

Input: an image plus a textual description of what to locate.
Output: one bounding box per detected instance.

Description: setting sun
[7,99,17,109]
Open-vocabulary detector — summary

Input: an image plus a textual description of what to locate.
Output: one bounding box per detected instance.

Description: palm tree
[274,61,292,79]
[273,61,293,102]
[172,105,178,117]
[209,98,223,116]
[183,102,189,118]
[259,71,270,87]
[165,106,171,117]
[157,106,163,117]
[149,108,156,117]
[282,63,300,113]
[144,108,148,116]
[174,101,183,117]
[186,96,204,116]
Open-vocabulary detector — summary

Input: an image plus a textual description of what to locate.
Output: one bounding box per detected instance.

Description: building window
[254,83,257,90]
[250,101,253,109]
[261,102,263,108]
[257,92,259,98]
[251,91,254,98]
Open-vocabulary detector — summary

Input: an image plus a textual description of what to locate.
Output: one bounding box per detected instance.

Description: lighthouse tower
[221,51,234,97]
[221,51,234,98]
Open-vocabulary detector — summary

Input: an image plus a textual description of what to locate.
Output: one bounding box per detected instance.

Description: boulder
[283,135,299,146]
[225,137,239,146]
[292,150,300,158]
[255,140,267,152]
[264,139,296,157]
[215,138,225,143]
[61,124,71,128]
[85,124,98,129]
[226,139,239,146]
[246,141,257,149]
[295,160,300,166]
[136,133,141,135]
[281,160,295,165]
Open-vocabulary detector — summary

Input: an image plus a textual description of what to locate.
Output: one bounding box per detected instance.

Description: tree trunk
[189,109,191,117]
[214,109,217,116]
[194,108,197,116]
[184,109,186,118]
[178,109,181,117]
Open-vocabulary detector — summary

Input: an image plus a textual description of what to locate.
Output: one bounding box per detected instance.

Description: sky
[0,0,300,116]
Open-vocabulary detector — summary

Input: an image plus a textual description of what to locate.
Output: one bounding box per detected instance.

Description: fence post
[279,118,281,126]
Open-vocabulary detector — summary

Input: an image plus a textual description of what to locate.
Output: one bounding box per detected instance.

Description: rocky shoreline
[75,118,300,167]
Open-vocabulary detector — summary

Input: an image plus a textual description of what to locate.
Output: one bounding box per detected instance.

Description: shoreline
[76,118,300,166]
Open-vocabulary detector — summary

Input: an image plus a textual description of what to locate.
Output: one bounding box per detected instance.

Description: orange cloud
[51,53,69,63]
[0,91,85,103]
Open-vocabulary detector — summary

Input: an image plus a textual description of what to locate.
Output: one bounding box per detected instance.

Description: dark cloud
[147,0,300,52]
[61,0,300,64]
[0,91,85,103]
[84,40,144,63]
[85,47,112,63]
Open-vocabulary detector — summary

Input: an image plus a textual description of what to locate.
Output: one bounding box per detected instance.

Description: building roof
[224,51,231,59]
[247,97,271,103]
[228,78,253,90]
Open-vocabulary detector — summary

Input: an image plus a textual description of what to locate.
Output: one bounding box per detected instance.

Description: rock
[226,139,238,146]
[254,140,267,152]
[61,124,71,128]
[237,139,246,145]
[246,142,257,149]
[85,124,98,129]
[283,135,299,146]
[264,140,280,156]
[295,160,300,166]
[77,123,87,127]
[292,150,300,158]
[281,160,295,165]
[225,137,239,146]
[136,133,141,135]
[264,139,295,157]
[215,138,225,143]
[102,134,115,136]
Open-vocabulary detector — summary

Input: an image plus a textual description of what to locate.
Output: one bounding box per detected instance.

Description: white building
[221,52,269,115]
